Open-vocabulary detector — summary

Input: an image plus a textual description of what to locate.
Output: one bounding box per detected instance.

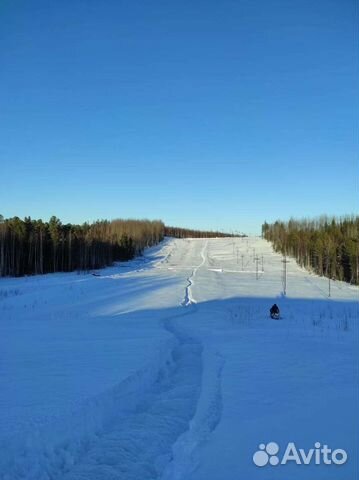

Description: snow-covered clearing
[0,237,357,479]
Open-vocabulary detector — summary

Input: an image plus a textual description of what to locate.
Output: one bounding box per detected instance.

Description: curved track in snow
[181,241,208,306]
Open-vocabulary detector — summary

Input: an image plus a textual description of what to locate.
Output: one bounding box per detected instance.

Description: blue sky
[0,0,357,234]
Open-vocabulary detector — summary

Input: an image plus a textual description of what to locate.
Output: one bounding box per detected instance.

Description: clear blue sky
[0,0,357,234]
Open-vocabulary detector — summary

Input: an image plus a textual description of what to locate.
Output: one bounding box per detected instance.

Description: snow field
[0,236,357,480]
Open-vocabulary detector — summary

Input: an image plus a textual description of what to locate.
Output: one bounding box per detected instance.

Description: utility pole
[236,247,239,264]
[282,255,289,296]
[255,256,259,280]
[326,255,331,298]
[261,255,264,272]
[241,254,244,271]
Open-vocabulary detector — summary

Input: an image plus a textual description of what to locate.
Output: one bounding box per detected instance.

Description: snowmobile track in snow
[181,241,208,307]
[57,324,203,480]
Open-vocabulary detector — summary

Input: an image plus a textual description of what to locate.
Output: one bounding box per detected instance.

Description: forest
[0,216,164,277]
[262,216,359,285]
[0,215,236,277]
[164,226,240,238]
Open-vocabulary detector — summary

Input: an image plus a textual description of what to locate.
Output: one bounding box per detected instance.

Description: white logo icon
[253,442,280,467]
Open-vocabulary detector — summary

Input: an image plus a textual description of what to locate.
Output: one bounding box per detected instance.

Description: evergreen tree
[263,216,359,285]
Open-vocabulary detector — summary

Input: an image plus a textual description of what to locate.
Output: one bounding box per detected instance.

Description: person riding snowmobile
[270,303,280,319]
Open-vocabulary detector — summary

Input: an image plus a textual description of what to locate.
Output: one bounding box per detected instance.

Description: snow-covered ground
[0,237,357,480]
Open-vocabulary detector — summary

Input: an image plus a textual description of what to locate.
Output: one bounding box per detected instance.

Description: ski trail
[161,348,225,480]
[167,239,225,479]
[182,241,208,307]
[57,318,203,480]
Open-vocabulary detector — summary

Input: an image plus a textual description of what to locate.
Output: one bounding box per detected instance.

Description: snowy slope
[0,237,357,480]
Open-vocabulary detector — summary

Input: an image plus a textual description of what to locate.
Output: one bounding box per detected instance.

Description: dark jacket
[270,304,279,315]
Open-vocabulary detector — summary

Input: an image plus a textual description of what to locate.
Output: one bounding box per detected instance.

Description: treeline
[0,215,164,277]
[165,226,240,238]
[262,216,359,284]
